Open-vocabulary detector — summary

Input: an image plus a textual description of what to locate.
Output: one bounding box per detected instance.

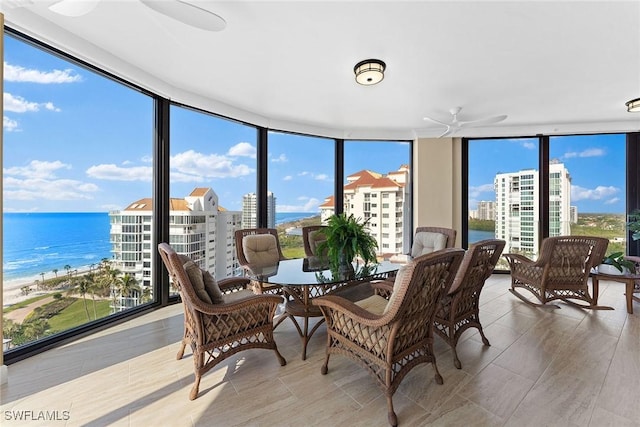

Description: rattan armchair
[313,248,465,427]
[235,228,287,294]
[503,235,609,309]
[410,226,457,257]
[434,239,505,369]
[158,243,286,400]
[301,225,327,257]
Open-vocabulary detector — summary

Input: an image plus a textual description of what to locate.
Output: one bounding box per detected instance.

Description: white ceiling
[3,0,640,140]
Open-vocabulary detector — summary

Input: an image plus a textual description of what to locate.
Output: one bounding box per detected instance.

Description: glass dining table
[247,257,399,360]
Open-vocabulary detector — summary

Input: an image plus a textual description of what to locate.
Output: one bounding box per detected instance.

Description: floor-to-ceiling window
[343,141,412,259]
[467,138,539,269]
[3,33,153,350]
[549,134,626,256]
[267,132,334,259]
[170,105,257,283]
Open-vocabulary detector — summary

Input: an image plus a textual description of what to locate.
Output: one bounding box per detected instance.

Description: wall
[412,137,462,247]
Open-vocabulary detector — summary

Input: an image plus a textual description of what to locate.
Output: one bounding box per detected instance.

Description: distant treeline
[469,218,495,231]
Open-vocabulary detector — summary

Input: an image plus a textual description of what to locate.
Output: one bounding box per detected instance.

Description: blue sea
[2,211,316,284]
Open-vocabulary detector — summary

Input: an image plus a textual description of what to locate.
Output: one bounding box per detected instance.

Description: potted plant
[627,209,640,242]
[316,213,378,279]
[598,252,636,275]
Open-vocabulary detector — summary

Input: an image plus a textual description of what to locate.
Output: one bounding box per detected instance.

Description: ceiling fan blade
[459,114,507,127]
[48,0,99,17]
[438,127,454,138]
[423,115,450,127]
[140,0,227,31]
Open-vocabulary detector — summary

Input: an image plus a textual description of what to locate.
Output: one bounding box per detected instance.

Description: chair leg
[320,353,330,375]
[452,349,462,370]
[432,360,444,385]
[273,345,287,366]
[176,340,187,360]
[478,326,491,346]
[386,394,398,427]
[189,374,201,400]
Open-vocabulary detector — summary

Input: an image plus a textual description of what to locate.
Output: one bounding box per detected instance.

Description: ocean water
[2,211,316,284]
[3,212,112,282]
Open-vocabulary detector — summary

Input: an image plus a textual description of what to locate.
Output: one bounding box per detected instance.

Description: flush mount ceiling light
[626,97,640,112]
[354,59,386,85]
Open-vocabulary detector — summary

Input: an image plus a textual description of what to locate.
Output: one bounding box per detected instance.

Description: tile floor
[1,274,639,426]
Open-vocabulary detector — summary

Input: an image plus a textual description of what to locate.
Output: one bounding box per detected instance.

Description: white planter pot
[597,263,628,276]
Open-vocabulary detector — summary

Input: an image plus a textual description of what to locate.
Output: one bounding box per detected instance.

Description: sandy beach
[2,267,94,308]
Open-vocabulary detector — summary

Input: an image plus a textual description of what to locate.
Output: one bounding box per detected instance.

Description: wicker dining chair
[433,239,505,369]
[503,235,609,309]
[235,228,287,294]
[158,243,286,400]
[313,248,465,427]
[301,225,327,257]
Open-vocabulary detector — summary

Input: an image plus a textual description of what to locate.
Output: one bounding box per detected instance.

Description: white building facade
[320,165,411,258]
[242,192,276,228]
[494,163,571,256]
[109,187,241,311]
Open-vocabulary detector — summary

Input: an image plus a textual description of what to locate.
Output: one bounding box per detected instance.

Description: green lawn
[47,298,112,333]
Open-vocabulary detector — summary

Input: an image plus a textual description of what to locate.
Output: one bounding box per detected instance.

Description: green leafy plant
[601,252,636,273]
[627,209,640,241]
[316,213,378,276]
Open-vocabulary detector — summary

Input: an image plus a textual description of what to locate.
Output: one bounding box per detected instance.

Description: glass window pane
[267,132,334,259]
[549,134,626,256]
[169,106,256,287]
[3,34,153,350]
[468,138,539,268]
[343,141,411,260]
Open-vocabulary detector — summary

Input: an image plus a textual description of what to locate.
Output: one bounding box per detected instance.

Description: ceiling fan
[423,107,507,138]
[5,0,227,31]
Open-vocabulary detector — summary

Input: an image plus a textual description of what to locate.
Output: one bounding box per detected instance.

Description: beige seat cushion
[355,295,388,315]
[411,232,447,258]
[223,289,258,304]
[243,234,280,267]
[384,264,410,314]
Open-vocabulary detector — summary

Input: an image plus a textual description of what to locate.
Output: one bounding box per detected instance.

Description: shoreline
[3,266,95,307]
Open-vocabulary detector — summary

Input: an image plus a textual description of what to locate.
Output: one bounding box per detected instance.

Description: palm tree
[39,272,45,290]
[68,275,92,320]
[23,318,49,341]
[115,273,141,311]
[52,268,58,278]
[64,264,72,278]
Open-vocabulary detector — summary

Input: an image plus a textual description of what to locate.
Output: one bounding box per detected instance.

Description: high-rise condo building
[494,162,571,255]
[320,165,411,259]
[109,187,241,311]
[242,192,276,228]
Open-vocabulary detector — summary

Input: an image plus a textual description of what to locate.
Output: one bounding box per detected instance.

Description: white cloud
[171,149,254,179]
[277,197,321,212]
[86,164,153,181]
[314,173,329,181]
[571,184,619,201]
[4,62,82,83]
[3,176,98,201]
[3,116,19,132]
[227,142,256,158]
[271,153,288,163]
[522,141,536,149]
[605,197,620,205]
[563,148,605,159]
[283,175,293,181]
[469,183,494,199]
[4,160,71,179]
[4,92,60,113]
[140,155,153,163]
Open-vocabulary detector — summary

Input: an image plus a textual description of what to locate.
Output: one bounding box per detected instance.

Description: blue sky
[3,35,410,213]
[4,34,624,215]
[469,134,626,214]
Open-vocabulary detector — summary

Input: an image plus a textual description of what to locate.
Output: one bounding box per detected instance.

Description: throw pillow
[383,264,411,314]
[182,259,213,304]
[202,270,224,304]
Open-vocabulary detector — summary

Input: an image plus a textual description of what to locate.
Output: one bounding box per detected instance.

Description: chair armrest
[313,295,390,327]
[218,276,251,293]
[189,293,282,316]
